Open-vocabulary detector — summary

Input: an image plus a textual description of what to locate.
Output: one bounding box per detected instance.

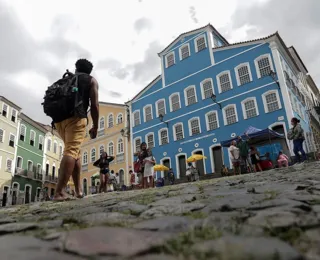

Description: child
[277,151,289,168]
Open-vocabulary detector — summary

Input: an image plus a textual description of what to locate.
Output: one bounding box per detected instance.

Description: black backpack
[42,70,86,125]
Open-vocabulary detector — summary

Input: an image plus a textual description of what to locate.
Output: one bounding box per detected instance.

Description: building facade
[12,113,47,204]
[128,24,314,179]
[0,96,21,202]
[80,102,132,194]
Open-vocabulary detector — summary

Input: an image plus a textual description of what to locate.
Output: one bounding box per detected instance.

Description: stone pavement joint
[0,162,320,259]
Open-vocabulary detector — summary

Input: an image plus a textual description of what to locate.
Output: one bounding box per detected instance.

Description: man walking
[52,59,99,201]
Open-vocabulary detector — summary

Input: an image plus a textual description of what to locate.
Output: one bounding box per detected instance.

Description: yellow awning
[187,154,207,163]
[153,164,169,171]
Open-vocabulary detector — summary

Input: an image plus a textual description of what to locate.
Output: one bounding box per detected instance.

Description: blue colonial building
[127,24,315,179]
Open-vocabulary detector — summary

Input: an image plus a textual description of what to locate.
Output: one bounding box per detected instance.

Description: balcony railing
[44,175,58,183]
[116,153,125,163]
[15,167,43,181]
[97,129,105,137]
[82,164,88,172]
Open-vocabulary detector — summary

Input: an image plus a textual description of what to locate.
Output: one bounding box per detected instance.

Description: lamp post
[269,70,280,89]
[120,128,130,138]
[210,94,222,109]
[159,114,169,127]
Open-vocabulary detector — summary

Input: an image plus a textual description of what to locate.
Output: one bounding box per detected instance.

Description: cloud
[109,91,122,98]
[189,6,198,24]
[96,58,129,80]
[230,0,320,85]
[133,17,153,34]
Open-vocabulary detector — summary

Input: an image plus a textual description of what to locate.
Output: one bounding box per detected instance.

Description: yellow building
[80,102,132,195]
[0,96,21,197]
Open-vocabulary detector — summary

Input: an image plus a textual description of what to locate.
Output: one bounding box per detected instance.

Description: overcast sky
[1,0,319,124]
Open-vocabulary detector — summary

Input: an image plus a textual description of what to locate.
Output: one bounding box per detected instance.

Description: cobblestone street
[0,162,320,260]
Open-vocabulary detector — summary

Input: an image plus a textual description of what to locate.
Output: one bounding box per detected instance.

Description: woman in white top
[229,140,241,175]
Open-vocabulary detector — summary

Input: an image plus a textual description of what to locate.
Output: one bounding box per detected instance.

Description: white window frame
[158,128,169,146]
[108,142,114,156]
[117,138,124,154]
[82,151,88,165]
[2,103,8,118]
[36,163,42,174]
[234,62,253,86]
[222,104,239,126]
[53,140,58,154]
[145,132,155,149]
[200,78,214,100]
[133,110,141,127]
[254,54,274,79]
[99,116,105,130]
[16,156,23,169]
[90,147,96,163]
[38,135,44,150]
[169,92,181,112]
[47,139,51,152]
[262,90,282,113]
[99,144,105,157]
[241,97,259,120]
[117,113,123,124]
[173,122,184,141]
[143,105,153,122]
[19,124,26,142]
[0,128,4,143]
[165,51,175,68]
[108,113,114,128]
[188,117,202,136]
[184,85,198,106]
[9,133,15,147]
[27,160,33,172]
[216,70,233,93]
[205,111,220,131]
[133,137,142,153]
[155,99,166,118]
[11,109,17,123]
[179,43,190,60]
[6,158,12,172]
[194,35,207,53]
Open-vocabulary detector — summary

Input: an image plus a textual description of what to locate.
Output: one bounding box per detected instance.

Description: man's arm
[89,77,99,130]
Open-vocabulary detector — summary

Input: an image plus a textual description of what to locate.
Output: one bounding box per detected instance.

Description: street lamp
[211,94,222,109]
[269,70,280,89]
[120,128,129,138]
[159,114,169,127]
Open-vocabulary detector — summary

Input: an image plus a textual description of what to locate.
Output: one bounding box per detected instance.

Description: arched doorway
[2,186,9,207]
[193,150,205,176]
[12,183,18,205]
[176,154,187,179]
[25,185,31,204]
[161,158,171,179]
[211,145,223,173]
[119,169,124,186]
[50,188,55,198]
[83,179,87,196]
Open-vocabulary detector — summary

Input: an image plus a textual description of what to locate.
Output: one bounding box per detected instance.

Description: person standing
[237,134,250,172]
[229,140,241,175]
[168,168,175,185]
[93,152,114,193]
[250,146,263,172]
[288,117,307,164]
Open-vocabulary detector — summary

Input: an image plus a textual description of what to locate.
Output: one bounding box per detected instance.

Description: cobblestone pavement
[1,163,320,260]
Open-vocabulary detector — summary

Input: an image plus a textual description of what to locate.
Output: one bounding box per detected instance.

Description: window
[2,104,8,117]
[52,166,56,178]
[159,129,169,145]
[134,138,141,153]
[27,161,33,172]
[254,54,274,78]
[241,98,259,119]
[19,125,26,142]
[170,93,181,112]
[117,114,123,124]
[46,163,49,175]
[173,123,184,141]
[217,71,232,93]
[144,105,153,122]
[82,151,88,165]
[263,90,281,113]
[206,111,219,131]
[37,164,41,174]
[99,145,104,157]
[156,99,166,117]
[146,133,154,149]
[179,43,190,60]
[39,136,44,150]
[6,159,12,172]
[235,63,252,86]
[47,139,51,152]
[9,134,15,147]
[16,157,23,168]
[11,109,17,122]
[184,86,197,106]
[59,144,63,158]
[30,130,35,146]
[108,114,114,128]
[99,117,105,129]
[0,129,4,143]
[117,138,124,154]
[91,148,96,162]
[53,141,57,154]
[223,105,238,125]
[201,79,214,99]
[188,118,201,136]
[195,36,207,52]
[133,111,141,127]
[108,142,114,156]
[165,52,175,68]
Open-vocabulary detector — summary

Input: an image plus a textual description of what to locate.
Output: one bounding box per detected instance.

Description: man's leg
[293,140,300,163]
[72,158,83,198]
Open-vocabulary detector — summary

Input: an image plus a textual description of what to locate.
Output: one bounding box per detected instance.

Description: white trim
[268,122,292,156]
[16,156,23,169]
[161,57,166,88]
[205,110,220,131]
[99,116,105,130]
[169,92,181,112]
[159,157,171,178]
[192,148,207,175]
[0,128,4,143]
[90,147,96,163]
[9,133,15,147]
[5,157,13,173]
[145,132,155,149]
[107,113,114,128]
[206,28,215,65]
[158,128,169,146]
[38,135,44,150]
[222,104,238,126]
[132,110,141,127]
[1,103,8,118]
[209,144,224,173]
[99,144,105,155]
[184,85,198,106]
[234,62,253,86]
[143,104,153,122]
[200,78,214,100]
[82,150,88,165]
[179,43,190,60]
[118,168,125,184]
[27,160,33,171]
[117,137,124,155]
[133,81,275,135]
[133,137,142,153]
[216,70,233,93]
[17,145,44,158]
[254,53,274,79]
[3,185,10,195]
[19,124,26,141]
[108,141,114,156]
[12,182,20,192]
[116,113,123,125]
[262,89,282,113]
[155,99,167,118]
[241,97,259,120]
[173,122,184,141]
[36,163,41,174]
[194,34,207,53]
[24,184,32,204]
[53,140,58,154]
[188,117,202,136]
[175,153,188,179]
[165,51,175,68]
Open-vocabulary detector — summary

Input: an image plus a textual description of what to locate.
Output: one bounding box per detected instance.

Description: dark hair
[140,142,147,148]
[75,59,93,74]
[291,117,300,124]
[129,170,133,173]
[188,162,192,166]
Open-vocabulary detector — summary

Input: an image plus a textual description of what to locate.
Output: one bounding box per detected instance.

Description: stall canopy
[221,126,285,147]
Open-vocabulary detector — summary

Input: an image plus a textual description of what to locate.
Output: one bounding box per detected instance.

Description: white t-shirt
[229,145,240,160]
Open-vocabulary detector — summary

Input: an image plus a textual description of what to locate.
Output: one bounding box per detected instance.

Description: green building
[11,113,47,204]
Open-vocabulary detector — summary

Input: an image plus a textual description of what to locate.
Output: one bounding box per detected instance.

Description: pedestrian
[237,134,251,172]
[287,117,307,164]
[45,59,99,201]
[93,152,115,193]
[129,170,135,189]
[250,146,262,172]
[229,140,241,175]
[277,151,289,168]
[168,168,175,185]
[187,162,199,181]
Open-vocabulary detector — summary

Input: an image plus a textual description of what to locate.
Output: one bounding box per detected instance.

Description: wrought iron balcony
[15,167,43,181]
[44,175,58,183]
[82,164,88,172]
[116,153,125,163]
